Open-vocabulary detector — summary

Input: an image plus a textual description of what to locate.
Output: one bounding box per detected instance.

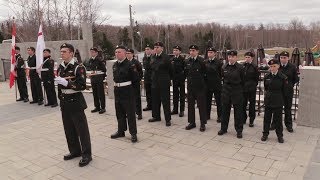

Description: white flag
[36,24,45,74]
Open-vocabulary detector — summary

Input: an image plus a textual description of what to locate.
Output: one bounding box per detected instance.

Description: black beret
[189,45,199,50]
[244,51,254,57]
[279,51,290,57]
[126,48,134,54]
[15,46,20,51]
[90,47,98,52]
[154,42,164,47]
[227,50,238,56]
[207,47,217,52]
[27,47,35,52]
[145,44,153,49]
[173,45,182,51]
[43,48,51,53]
[60,43,74,52]
[115,45,127,50]
[268,59,280,65]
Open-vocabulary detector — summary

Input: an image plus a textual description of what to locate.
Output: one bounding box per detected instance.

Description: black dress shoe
[200,124,206,132]
[23,98,29,102]
[166,121,171,127]
[261,135,268,141]
[170,110,178,115]
[137,115,142,120]
[38,101,44,105]
[79,156,92,167]
[179,111,184,117]
[217,117,221,123]
[249,123,254,127]
[30,101,38,104]
[131,134,138,143]
[218,130,227,136]
[110,131,125,139]
[143,107,152,111]
[16,98,23,102]
[51,103,58,108]
[148,118,161,122]
[278,137,284,143]
[63,153,81,160]
[91,108,100,113]
[99,109,106,114]
[237,132,243,139]
[185,123,196,130]
[44,103,51,106]
[287,127,293,133]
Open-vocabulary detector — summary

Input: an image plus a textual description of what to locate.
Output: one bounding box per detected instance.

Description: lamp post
[137,31,143,52]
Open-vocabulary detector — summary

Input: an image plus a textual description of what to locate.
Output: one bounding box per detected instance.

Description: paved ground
[0,81,319,180]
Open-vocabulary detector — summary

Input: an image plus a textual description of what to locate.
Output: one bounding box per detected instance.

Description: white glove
[55,77,69,87]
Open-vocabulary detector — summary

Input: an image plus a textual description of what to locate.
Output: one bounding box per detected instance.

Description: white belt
[41,68,49,71]
[29,67,37,70]
[61,89,80,94]
[114,81,132,87]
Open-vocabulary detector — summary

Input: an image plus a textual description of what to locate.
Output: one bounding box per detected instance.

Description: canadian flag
[36,24,45,74]
[9,18,16,88]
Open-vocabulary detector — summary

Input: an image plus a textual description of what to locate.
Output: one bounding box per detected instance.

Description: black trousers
[61,109,92,158]
[243,91,256,124]
[172,80,185,113]
[152,85,171,121]
[206,88,222,119]
[144,81,152,108]
[16,76,28,99]
[263,107,283,138]
[271,94,293,129]
[92,82,106,109]
[221,100,244,133]
[30,73,43,102]
[43,79,57,105]
[187,90,207,125]
[114,86,137,135]
[133,82,142,116]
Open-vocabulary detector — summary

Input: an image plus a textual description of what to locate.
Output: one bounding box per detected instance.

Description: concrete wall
[297,66,320,128]
[106,60,117,99]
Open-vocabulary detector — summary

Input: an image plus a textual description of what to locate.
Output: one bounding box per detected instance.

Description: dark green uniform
[171,55,186,115]
[41,57,57,106]
[15,53,29,101]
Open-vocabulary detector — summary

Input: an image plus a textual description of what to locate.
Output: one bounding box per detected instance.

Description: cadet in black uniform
[111,45,138,143]
[171,45,186,117]
[15,46,29,102]
[275,51,299,133]
[41,49,58,107]
[218,50,245,138]
[55,43,92,167]
[127,48,143,120]
[261,59,286,143]
[27,47,44,105]
[204,47,223,122]
[142,44,153,111]
[185,45,207,132]
[148,42,173,127]
[242,51,259,127]
[88,47,107,114]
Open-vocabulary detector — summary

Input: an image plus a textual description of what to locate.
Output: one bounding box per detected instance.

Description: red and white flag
[9,18,16,88]
[36,24,45,74]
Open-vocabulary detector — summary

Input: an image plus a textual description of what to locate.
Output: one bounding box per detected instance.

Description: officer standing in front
[148,42,173,127]
[204,47,223,122]
[171,45,186,117]
[127,48,143,120]
[218,50,245,138]
[242,51,259,127]
[261,59,286,143]
[15,46,29,102]
[55,43,92,167]
[275,51,299,133]
[142,44,153,111]
[111,45,138,143]
[41,49,58,107]
[27,47,44,105]
[88,47,107,114]
[185,45,207,132]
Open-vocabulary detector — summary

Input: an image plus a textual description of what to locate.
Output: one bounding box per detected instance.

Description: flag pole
[14,79,17,101]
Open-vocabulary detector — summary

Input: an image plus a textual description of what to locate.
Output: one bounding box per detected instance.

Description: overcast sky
[0,0,319,26]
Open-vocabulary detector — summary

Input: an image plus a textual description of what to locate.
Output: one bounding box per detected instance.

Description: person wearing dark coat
[15,46,29,102]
